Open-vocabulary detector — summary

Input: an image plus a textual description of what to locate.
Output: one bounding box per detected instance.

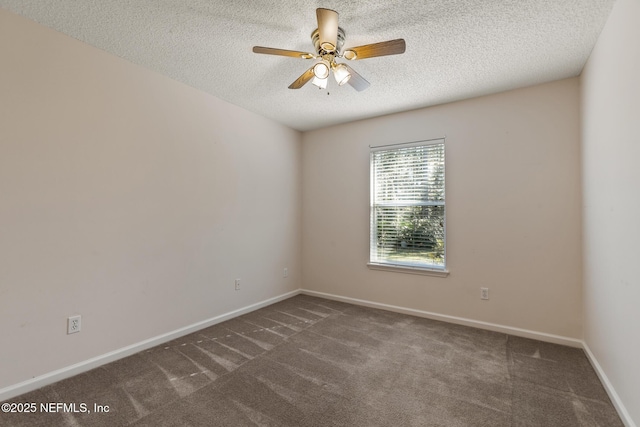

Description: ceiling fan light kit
[252,8,406,92]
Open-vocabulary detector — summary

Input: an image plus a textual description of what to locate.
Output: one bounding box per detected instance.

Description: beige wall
[302,78,583,338]
[0,9,301,390]
[581,0,640,423]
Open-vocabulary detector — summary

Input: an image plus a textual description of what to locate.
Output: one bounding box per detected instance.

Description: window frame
[368,138,449,277]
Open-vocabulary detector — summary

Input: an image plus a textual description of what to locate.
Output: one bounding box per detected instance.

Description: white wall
[0,9,301,391]
[302,78,583,339]
[581,0,640,424]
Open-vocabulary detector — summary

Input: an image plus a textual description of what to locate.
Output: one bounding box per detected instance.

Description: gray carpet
[0,295,624,426]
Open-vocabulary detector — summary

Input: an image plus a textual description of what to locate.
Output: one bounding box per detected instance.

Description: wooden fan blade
[316,8,339,52]
[344,39,406,60]
[288,67,315,89]
[343,64,370,92]
[253,46,315,59]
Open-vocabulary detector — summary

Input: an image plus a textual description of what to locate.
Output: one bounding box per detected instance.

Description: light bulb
[313,60,330,79]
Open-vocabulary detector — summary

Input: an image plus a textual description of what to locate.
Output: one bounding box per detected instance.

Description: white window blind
[370,139,446,270]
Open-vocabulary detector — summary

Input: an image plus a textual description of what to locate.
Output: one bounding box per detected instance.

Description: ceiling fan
[252,8,406,91]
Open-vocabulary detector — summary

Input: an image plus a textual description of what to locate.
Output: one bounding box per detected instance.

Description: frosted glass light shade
[311,76,328,89]
[313,60,330,79]
[332,63,351,86]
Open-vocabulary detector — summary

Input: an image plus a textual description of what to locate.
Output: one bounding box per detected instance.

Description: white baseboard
[301,289,583,347]
[0,289,301,402]
[582,343,637,427]
[4,288,635,427]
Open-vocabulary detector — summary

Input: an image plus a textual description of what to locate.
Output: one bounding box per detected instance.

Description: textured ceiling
[1,1,615,131]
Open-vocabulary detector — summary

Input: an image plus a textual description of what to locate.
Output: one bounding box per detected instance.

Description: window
[369,139,446,273]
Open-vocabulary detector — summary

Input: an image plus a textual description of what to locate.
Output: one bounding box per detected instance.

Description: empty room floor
[0,295,623,426]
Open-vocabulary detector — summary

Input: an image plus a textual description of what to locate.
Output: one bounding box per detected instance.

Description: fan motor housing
[311,27,346,55]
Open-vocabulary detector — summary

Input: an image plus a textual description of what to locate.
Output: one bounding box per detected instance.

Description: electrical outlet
[67,315,81,334]
[283,268,288,278]
[235,279,241,291]
[480,288,489,300]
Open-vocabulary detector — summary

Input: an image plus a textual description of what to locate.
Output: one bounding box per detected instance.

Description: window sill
[367,262,449,277]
